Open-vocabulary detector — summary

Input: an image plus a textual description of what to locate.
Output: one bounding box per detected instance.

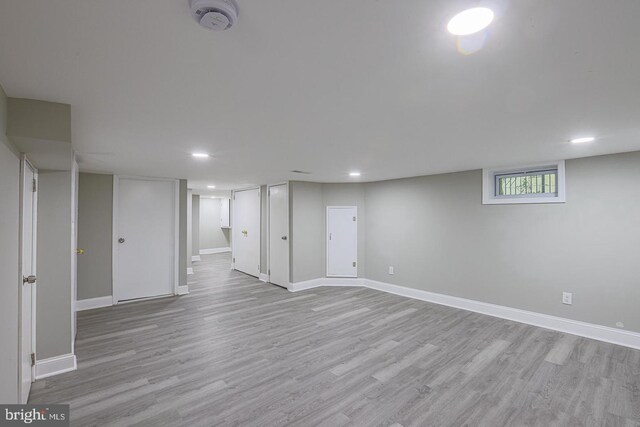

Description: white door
[327,206,358,278]
[19,157,37,404]
[115,177,176,302]
[268,184,289,288]
[71,159,78,346]
[232,188,260,277]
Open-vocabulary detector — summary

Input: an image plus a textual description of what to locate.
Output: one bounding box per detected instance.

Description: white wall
[289,152,640,334]
[0,82,21,403]
[364,152,640,332]
[289,182,365,282]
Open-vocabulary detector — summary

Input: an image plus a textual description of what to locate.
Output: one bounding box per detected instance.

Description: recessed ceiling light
[570,137,595,144]
[447,7,494,36]
[207,185,216,189]
[349,172,361,177]
[192,153,210,158]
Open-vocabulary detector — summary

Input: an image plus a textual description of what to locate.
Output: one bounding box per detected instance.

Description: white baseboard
[187,267,194,275]
[191,255,201,262]
[176,285,189,295]
[75,296,113,312]
[288,277,365,292]
[35,353,77,379]
[259,273,269,283]
[288,277,640,350]
[199,247,231,255]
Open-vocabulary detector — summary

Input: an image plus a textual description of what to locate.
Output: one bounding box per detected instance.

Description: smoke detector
[189,0,239,31]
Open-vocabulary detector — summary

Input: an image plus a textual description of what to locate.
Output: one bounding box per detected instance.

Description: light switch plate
[388,266,394,275]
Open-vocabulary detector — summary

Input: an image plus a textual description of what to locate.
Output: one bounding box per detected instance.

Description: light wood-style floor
[30,253,640,426]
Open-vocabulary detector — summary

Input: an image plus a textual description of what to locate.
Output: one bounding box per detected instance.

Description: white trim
[199,247,231,255]
[326,206,358,278]
[177,285,189,295]
[482,160,566,205]
[116,294,173,305]
[112,176,180,304]
[288,277,365,292]
[267,182,290,288]
[30,166,38,385]
[187,267,194,275]
[35,354,77,380]
[259,273,269,283]
[288,278,640,350]
[191,255,201,262]
[75,296,113,311]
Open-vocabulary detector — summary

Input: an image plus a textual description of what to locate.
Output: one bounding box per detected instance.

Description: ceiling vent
[189,0,239,31]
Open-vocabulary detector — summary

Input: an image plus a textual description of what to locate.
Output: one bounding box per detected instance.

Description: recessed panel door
[327,206,357,278]
[268,184,289,288]
[19,158,37,403]
[115,178,175,302]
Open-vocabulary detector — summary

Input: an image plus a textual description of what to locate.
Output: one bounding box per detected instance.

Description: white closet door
[268,184,289,288]
[232,188,261,277]
[327,206,357,278]
[19,157,37,404]
[115,177,176,302]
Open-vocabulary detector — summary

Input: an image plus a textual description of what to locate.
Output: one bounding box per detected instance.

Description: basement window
[482,160,566,204]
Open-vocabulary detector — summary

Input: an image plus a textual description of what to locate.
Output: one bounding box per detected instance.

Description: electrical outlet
[562,292,572,305]
[616,321,625,328]
[388,266,394,275]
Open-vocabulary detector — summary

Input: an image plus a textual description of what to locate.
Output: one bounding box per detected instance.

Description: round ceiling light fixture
[189,0,239,31]
[447,7,494,36]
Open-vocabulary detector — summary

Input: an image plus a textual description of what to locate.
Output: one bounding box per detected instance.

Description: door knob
[118,238,125,244]
[76,249,85,255]
[23,275,36,284]
[281,236,287,240]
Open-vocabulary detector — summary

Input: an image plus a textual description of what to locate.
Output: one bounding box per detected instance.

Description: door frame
[231,186,261,273]
[112,175,180,304]
[326,206,358,278]
[267,182,289,286]
[18,154,38,403]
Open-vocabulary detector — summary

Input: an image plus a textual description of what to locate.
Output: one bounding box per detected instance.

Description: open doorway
[190,192,232,274]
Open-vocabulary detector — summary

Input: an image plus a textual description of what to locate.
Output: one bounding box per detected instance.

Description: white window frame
[482,160,566,205]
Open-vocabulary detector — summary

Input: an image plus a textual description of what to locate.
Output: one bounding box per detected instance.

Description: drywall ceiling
[1,0,639,189]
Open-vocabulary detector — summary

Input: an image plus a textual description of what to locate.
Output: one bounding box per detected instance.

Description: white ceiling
[1,0,639,190]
